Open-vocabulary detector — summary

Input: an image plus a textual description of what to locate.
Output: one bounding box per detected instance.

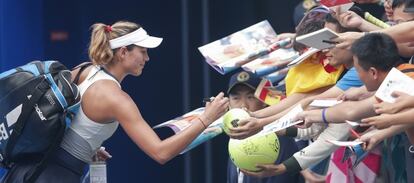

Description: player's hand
[202,92,229,126]
[93,146,112,161]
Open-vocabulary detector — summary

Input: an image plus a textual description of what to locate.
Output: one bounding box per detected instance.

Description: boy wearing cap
[226,71,303,183]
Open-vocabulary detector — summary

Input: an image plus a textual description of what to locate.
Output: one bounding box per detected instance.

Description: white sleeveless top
[61,65,120,163]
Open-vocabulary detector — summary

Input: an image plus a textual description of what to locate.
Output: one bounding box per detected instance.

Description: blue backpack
[0,61,81,182]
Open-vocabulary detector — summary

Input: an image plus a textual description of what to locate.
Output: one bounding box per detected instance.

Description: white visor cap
[109,27,163,49]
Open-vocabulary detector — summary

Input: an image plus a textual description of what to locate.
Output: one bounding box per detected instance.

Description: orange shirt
[397,63,414,79]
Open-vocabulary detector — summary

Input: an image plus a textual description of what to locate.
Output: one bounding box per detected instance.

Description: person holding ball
[225,71,302,183]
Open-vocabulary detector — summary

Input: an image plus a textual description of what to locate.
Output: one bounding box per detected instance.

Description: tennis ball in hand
[228,133,280,172]
[222,108,250,135]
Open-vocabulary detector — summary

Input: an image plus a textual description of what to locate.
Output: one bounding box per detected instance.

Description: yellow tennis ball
[222,108,250,135]
[228,133,280,171]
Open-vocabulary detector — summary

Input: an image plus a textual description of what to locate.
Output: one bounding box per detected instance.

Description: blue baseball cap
[227,71,261,94]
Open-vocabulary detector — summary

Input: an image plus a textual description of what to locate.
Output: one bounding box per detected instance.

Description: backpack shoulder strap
[73,62,93,85]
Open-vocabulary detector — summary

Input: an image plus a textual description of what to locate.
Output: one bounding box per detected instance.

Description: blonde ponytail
[88,21,141,65]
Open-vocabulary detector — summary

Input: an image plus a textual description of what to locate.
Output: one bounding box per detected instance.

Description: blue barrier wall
[0,0,44,71]
[0,0,44,179]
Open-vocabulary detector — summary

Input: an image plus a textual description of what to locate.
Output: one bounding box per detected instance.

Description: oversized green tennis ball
[228,133,280,171]
[222,108,250,135]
